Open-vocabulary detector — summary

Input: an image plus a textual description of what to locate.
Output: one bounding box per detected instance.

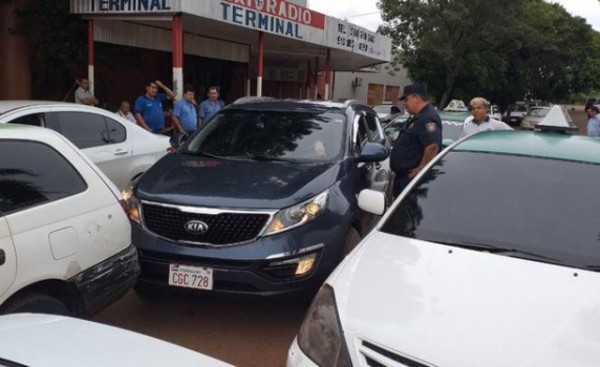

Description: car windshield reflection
[185,110,345,162]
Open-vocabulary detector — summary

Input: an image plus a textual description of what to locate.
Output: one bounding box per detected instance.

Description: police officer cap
[399,83,427,101]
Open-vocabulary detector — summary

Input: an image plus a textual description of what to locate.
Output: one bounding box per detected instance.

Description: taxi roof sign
[535,105,578,132]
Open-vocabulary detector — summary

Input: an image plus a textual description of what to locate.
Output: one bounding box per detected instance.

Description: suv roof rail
[342,99,363,108]
[232,96,276,105]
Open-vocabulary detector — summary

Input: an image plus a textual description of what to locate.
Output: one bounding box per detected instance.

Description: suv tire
[342,227,362,257]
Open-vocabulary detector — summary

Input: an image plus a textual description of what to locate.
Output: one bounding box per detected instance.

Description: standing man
[172,85,198,135]
[198,86,224,126]
[115,100,136,123]
[586,105,600,137]
[390,83,442,198]
[134,80,178,133]
[458,97,512,139]
[74,78,99,106]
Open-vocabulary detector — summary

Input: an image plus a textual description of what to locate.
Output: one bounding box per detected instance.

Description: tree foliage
[379,0,600,107]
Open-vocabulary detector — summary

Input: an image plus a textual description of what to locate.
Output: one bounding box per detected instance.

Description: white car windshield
[381,151,600,269]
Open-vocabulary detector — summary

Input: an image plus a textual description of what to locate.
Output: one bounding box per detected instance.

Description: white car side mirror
[358,189,385,216]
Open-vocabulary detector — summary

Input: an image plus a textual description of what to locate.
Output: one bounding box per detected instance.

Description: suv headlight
[297,284,352,366]
[122,185,141,223]
[264,190,328,236]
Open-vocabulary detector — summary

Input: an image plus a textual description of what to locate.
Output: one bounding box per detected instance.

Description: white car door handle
[114,150,128,156]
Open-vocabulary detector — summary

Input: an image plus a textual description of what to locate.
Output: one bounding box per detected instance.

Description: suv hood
[136,153,341,209]
[332,231,600,367]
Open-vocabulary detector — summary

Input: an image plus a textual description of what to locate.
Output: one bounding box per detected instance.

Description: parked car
[443,99,468,112]
[520,106,552,129]
[490,104,502,121]
[0,124,138,316]
[0,101,170,190]
[384,110,468,146]
[125,99,392,296]
[503,102,528,125]
[371,103,397,120]
[287,112,600,367]
[0,313,233,366]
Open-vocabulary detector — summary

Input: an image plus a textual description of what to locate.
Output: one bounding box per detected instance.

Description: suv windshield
[381,151,600,269]
[185,109,345,162]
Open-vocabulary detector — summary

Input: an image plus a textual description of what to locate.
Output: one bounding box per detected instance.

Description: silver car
[520,106,553,129]
[0,101,170,189]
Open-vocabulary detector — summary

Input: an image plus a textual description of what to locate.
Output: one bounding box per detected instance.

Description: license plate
[511,118,517,122]
[168,264,213,290]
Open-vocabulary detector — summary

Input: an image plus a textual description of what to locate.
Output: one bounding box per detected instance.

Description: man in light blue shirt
[198,86,224,125]
[173,85,198,134]
[586,106,600,137]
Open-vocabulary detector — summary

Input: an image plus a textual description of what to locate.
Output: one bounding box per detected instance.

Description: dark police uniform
[390,103,442,197]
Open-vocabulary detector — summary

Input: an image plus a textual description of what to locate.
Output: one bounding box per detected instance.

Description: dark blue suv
[124,98,392,296]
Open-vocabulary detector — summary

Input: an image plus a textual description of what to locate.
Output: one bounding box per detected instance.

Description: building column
[172,14,183,100]
[314,56,319,99]
[305,60,311,99]
[257,32,264,97]
[0,0,31,99]
[87,20,95,97]
[324,49,331,100]
[246,45,252,96]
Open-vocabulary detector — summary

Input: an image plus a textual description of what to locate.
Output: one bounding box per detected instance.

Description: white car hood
[0,314,233,367]
[333,231,600,367]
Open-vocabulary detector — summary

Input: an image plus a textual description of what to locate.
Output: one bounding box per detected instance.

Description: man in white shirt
[459,97,512,139]
[116,100,136,123]
[74,78,99,106]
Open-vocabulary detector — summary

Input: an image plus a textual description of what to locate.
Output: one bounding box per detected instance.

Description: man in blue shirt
[586,106,600,137]
[173,85,198,134]
[134,80,176,133]
[198,86,224,125]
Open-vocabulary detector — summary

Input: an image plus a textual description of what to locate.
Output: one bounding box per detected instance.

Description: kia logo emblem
[184,220,209,235]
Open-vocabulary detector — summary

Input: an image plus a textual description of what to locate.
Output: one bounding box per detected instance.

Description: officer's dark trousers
[392,174,412,199]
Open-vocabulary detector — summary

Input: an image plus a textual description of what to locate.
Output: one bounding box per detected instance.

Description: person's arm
[197,101,205,127]
[134,112,151,131]
[155,80,175,100]
[409,143,439,178]
[170,115,185,134]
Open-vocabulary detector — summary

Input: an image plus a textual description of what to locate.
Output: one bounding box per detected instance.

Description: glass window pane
[381,151,600,267]
[47,112,108,149]
[0,140,87,214]
[105,117,126,144]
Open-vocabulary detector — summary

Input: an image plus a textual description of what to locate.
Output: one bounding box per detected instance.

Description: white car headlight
[122,185,141,223]
[264,190,328,236]
[297,284,352,366]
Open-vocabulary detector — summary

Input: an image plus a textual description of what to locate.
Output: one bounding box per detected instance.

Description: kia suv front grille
[141,202,273,246]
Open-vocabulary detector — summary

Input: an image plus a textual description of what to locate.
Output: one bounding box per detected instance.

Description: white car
[0,101,170,190]
[0,313,233,366]
[0,124,138,316]
[288,117,600,366]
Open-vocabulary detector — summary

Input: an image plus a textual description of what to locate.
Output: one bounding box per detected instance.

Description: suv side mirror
[358,189,385,215]
[357,142,389,163]
[169,132,189,149]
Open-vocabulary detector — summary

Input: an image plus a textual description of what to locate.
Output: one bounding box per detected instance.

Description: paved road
[93,289,312,366]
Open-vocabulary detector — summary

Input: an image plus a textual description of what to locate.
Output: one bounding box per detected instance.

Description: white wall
[332,63,411,105]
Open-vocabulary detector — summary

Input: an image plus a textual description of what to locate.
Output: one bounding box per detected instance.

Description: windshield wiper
[433,240,570,266]
[182,150,224,159]
[243,152,295,162]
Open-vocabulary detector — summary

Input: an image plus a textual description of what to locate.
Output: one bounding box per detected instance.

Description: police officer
[391,83,442,198]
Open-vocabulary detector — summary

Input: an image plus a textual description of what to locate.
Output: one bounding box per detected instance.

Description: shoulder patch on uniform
[426,122,437,133]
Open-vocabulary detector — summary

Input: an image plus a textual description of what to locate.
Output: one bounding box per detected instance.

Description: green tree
[378,0,525,107]
[379,0,600,106]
